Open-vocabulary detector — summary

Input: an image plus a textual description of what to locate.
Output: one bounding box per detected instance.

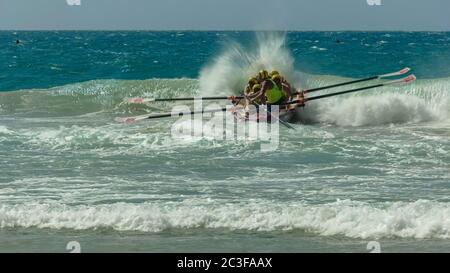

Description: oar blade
[386,74,416,85]
[115,116,137,123]
[125,97,155,104]
[380,67,411,78]
[115,114,151,123]
[403,74,417,83]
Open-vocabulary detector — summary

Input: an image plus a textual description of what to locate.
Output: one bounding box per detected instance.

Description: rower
[244,77,258,95]
[269,70,280,78]
[272,74,292,100]
[259,75,286,105]
[249,83,262,104]
[256,69,270,82]
[241,83,262,119]
[270,70,292,93]
[230,76,258,106]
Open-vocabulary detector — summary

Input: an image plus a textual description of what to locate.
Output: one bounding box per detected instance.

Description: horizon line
[1,29,449,32]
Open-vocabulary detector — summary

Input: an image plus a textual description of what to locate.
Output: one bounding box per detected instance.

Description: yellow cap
[248,77,258,85]
[252,83,262,92]
[269,70,280,77]
[258,70,269,80]
[271,74,281,82]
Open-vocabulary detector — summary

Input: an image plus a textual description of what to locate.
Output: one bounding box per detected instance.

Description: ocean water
[0,31,449,253]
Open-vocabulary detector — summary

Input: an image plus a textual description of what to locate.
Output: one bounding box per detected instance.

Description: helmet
[248,77,258,85]
[258,70,269,80]
[271,74,282,82]
[252,84,262,92]
[269,70,280,77]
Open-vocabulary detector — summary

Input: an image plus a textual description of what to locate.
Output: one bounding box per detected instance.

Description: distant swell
[0,78,199,117]
[0,200,449,239]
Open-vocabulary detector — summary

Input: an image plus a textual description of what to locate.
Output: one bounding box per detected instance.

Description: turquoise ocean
[0,31,449,252]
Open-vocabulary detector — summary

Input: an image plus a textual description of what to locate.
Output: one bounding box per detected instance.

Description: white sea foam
[311,93,437,126]
[0,125,13,135]
[298,77,450,126]
[21,125,125,150]
[0,199,448,239]
[311,46,327,51]
[16,123,240,153]
[0,125,14,143]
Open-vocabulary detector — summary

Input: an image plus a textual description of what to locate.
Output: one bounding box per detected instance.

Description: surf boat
[118,68,415,127]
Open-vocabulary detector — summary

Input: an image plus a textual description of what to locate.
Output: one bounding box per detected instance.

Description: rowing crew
[232,69,304,114]
[118,67,415,125]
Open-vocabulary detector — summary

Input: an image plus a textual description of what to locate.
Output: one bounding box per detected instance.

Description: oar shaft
[142,82,392,120]
[146,107,228,120]
[153,96,242,102]
[295,67,410,95]
[130,68,410,104]
[302,76,378,94]
[122,74,414,122]
[283,74,415,106]
[165,73,381,102]
[307,83,384,101]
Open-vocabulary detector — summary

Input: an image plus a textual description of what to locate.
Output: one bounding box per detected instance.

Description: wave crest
[1,199,449,239]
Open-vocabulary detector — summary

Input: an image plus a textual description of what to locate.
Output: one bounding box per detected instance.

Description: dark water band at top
[1,31,450,92]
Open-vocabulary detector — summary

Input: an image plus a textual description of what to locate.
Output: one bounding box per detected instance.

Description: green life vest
[265,79,284,104]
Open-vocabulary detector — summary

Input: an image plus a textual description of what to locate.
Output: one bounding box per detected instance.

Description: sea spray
[199,32,299,97]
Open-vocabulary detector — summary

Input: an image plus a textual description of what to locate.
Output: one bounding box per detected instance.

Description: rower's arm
[258,89,269,104]
[244,84,252,95]
[247,90,262,100]
[281,83,292,97]
[247,81,265,98]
